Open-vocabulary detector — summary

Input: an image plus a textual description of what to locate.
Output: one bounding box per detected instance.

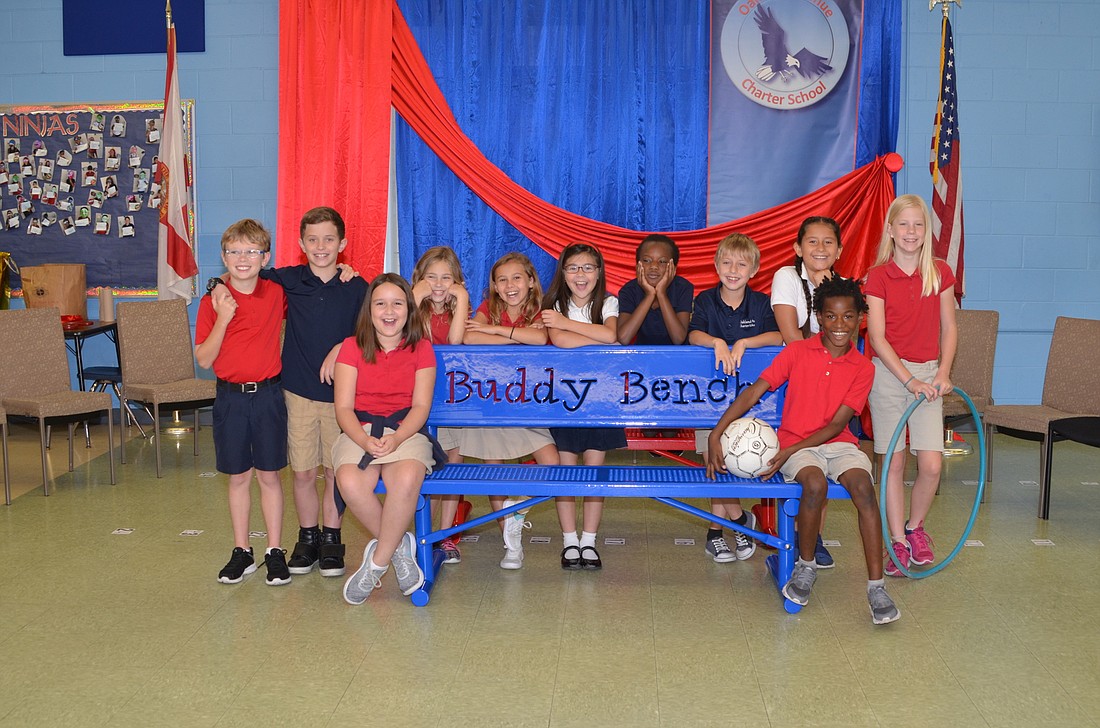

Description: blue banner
[708,0,899,223]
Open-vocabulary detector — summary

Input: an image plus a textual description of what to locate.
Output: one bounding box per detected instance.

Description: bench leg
[411,493,438,607]
[766,497,802,614]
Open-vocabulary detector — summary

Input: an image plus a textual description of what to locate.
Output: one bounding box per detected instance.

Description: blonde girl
[540,243,625,570]
[463,252,560,570]
[864,194,957,577]
[411,246,470,564]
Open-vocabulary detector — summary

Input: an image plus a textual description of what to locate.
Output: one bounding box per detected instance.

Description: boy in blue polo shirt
[688,232,782,563]
[262,207,368,577]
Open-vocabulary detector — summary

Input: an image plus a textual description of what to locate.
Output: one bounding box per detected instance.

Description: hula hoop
[880,386,986,579]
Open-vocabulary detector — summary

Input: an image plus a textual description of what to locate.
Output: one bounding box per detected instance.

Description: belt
[216,376,281,393]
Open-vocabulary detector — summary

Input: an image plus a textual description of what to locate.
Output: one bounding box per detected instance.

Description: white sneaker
[732,511,758,561]
[500,500,531,570]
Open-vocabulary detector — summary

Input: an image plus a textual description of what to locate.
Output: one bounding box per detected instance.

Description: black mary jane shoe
[579,545,602,570]
[561,545,582,570]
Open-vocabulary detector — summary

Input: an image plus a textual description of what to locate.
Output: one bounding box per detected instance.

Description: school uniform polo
[688,283,777,344]
[262,266,367,403]
[617,276,694,344]
[759,335,873,450]
[335,337,435,416]
[196,277,285,383]
[863,259,954,363]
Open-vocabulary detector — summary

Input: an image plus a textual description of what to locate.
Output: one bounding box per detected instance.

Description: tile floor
[0,417,1097,727]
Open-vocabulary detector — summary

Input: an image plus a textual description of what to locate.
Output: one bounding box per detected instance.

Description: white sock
[579,531,597,549]
[265,546,280,556]
[369,559,388,571]
[868,578,885,592]
[798,557,817,569]
[562,531,579,548]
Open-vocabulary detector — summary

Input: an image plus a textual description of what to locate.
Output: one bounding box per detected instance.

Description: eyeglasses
[224,249,265,259]
[564,263,599,274]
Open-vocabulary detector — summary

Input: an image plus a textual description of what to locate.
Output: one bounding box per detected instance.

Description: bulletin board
[0,101,197,295]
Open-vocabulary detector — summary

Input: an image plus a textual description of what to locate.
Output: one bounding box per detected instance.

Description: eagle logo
[753,7,833,83]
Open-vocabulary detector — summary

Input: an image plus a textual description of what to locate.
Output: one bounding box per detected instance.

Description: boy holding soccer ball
[705,277,899,625]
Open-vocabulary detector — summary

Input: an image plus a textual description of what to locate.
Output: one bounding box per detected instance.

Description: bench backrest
[429,345,785,430]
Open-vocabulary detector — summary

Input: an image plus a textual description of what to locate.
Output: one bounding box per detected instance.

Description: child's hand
[540,309,568,329]
[371,434,398,457]
[465,318,498,336]
[211,286,237,321]
[411,278,432,304]
[450,283,469,305]
[636,262,657,295]
[756,446,794,480]
[908,376,939,401]
[336,263,359,283]
[730,340,747,370]
[705,443,726,480]
[655,261,676,294]
[318,347,340,384]
[931,372,954,398]
[713,340,737,375]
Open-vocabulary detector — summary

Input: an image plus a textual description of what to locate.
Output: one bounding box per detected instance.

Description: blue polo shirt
[617,276,694,345]
[261,266,368,403]
[688,283,777,344]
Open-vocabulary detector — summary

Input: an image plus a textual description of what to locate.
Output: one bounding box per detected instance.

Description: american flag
[930,16,964,304]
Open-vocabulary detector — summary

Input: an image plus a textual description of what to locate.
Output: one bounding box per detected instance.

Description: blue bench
[408,345,853,613]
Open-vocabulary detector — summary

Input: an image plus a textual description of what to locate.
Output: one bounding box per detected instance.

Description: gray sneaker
[343,540,387,605]
[732,511,758,561]
[782,561,817,606]
[391,531,425,596]
[500,502,531,570]
[705,535,737,563]
[868,584,901,625]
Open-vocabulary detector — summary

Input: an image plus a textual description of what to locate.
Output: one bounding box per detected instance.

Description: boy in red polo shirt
[196,219,290,586]
[706,277,899,625]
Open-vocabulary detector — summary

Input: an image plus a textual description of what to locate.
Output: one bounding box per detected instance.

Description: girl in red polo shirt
[334,274,437,605]
[864,194,958,577]
[411,247,470,564]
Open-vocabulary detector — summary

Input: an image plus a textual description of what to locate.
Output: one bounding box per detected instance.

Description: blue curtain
[395,1,710,302]
[856,0,902,168]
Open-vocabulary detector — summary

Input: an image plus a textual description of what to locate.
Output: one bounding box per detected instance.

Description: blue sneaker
[814,534,835,569]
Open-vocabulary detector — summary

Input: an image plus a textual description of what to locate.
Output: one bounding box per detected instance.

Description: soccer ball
[720,417,780,478]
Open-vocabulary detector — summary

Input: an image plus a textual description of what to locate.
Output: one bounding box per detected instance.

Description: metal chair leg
[39,419,49,496]
[154,403,162,478]
[2,422,10,506]
[68,422,75,471]
[107,405,116,485]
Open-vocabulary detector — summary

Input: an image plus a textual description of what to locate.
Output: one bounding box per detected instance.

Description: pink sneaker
[885,540,910,577]
[906,522,935,565]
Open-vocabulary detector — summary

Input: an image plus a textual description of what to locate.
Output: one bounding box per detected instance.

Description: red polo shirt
[760,336,874,449]
[196,278,286,384]
[336,337,435,417]
[863,259,955,363]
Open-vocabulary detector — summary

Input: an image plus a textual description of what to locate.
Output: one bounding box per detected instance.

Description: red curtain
[276,0,391,274]
[279,1,899,291]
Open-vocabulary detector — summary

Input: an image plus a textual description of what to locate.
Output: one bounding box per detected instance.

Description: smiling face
[563,252,600,303]
[299,221,346,274]
[887,204,927,258]
[638,241,674,287]
[371,281,408,346]
[796,222,841,278]
[493,260,535,313]
[221,238,270,284]
[715,252,755,294]
[815,294,860,355]
[422,259,456,308]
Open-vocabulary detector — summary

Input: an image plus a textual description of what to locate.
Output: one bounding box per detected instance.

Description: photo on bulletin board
[0,101,197,297]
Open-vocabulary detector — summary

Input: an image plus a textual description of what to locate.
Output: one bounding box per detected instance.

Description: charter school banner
[709,0,897,223]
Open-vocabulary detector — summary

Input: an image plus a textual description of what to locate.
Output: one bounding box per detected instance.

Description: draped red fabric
[275,1,391,275]
[389,5,897,293]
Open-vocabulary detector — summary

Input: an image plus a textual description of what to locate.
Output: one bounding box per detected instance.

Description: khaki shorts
[779,441,872,484]
[331,426,435,474]
[868,358,944,454]
[284,389,341,472]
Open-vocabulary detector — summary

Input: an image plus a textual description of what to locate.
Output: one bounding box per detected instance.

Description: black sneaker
[217,547,256,584]
[264,548,292,586]
[319,541,346,578]
[287,540,319,575]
